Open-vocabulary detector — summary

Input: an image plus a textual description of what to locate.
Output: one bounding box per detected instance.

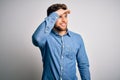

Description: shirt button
[61,56,64,59]
[60,77,62,80]
[62,45,64,48]
[61,67,63,70]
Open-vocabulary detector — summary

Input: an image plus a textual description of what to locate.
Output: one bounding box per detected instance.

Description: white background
[0,0,120,80]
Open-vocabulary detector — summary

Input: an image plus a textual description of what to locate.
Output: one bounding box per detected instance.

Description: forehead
[61,13,68,16]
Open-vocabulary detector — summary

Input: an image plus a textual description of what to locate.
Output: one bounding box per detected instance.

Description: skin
[54,9,70,36]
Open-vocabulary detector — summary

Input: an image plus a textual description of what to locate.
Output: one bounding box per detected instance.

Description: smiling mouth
[61,23,66,27]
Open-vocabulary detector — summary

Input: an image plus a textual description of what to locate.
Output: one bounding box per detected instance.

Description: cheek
[55,19,61,25]
[65,18,68,22]
[66,19,68,23]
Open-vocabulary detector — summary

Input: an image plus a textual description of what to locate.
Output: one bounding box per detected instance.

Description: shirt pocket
[64,46,75,60]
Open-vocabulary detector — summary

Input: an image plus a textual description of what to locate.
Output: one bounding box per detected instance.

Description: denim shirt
[32,12,90,80]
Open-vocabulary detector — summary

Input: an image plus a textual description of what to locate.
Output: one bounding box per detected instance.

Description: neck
[53,28,67,36]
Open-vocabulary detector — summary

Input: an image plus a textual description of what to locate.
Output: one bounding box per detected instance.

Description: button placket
[60,36,64,80]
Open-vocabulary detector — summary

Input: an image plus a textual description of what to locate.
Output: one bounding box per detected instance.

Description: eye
[65,15,67,18]
[59,16,62,18]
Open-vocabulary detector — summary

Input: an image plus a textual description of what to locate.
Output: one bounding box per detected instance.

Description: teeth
[61,23,66,26]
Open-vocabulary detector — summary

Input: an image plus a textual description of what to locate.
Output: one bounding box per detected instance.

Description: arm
[32,9,70,48]
[76,36,91,80]
[32,12,59,47]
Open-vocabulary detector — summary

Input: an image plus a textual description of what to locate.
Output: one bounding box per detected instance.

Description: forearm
[32,12,59,47]
[78,55,90,80]
[78,63,90,80]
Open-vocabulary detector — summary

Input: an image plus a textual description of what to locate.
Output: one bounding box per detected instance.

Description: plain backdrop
[0,0,120,80]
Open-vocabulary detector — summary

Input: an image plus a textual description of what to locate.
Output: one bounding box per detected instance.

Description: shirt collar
[52,29,71,37]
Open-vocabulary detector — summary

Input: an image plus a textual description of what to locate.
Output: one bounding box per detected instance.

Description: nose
[62,17,66,22]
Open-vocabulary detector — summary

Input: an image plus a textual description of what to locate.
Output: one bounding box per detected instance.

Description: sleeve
[32,12,59,48]
[76,36,91,80]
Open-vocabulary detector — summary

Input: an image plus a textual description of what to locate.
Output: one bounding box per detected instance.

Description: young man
[32,3,90,80]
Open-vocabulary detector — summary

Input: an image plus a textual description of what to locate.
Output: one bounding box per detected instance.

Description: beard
[54,25,67,32]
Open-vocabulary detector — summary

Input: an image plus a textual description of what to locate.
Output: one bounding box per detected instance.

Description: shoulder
[69,30,83,40]
[68,30,85,47]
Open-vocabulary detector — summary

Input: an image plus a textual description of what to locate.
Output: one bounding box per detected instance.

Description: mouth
[60,23,66,27]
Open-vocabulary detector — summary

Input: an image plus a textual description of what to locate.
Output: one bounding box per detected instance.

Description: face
[54,13,68,31]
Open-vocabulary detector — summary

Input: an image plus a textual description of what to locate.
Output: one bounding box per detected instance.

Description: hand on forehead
[56,9,70,16]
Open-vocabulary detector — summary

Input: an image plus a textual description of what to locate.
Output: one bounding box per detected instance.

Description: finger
[64,10,70,14]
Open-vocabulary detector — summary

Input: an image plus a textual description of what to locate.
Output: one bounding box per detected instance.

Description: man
[32,3,90,80]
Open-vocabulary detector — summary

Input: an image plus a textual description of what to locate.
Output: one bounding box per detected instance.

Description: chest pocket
[64,46,75,60]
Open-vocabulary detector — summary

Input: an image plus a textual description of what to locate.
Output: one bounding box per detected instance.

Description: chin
[60,26,67,30]
[60,27,67,31]
[62,29,67,31]
[54,26,67,31]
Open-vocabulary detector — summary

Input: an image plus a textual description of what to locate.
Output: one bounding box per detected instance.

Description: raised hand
[55,9,70,16]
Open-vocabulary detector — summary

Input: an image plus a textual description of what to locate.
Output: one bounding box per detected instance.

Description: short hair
[47,3,67,16]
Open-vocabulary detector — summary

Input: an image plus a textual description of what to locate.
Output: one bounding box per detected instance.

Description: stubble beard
[54,25,67,32]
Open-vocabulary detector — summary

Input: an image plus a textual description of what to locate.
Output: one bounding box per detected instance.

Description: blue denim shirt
[32,12,90,80]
